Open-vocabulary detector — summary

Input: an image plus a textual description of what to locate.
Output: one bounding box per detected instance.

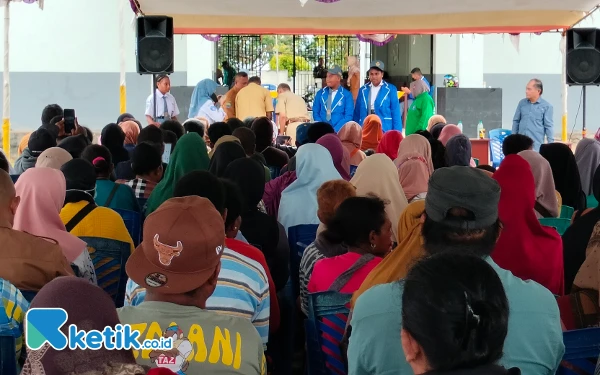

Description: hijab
[351,154,409,243]
[13,168,86,262]
[189,79,218,118]
[563,164,600,293]
[519,150,560,218]
[119,121,140,145]
[575,138,600,196]
[224,158,265,212]
[410,79,429,97]
[58,135,90,159]
[100,124,130,165]
[445,134,472,167]
[430,123,446,140]
[540,143,586,212]
[438,124,462,146]
[376,130,404,160]
[35,147,72,170]
[338,121,364,163]
[146,133,210,214]
[427,115,446,130]
[571,221,600,301]
[208,135,241,158]
[352,200,425,306]
[394,134,434,174]
[22,277,142,375]
[61,159,97,205]
[492,154,564,295]
[361,114,383,151]
[278,144,342,232]
[208,141,246,177]
[316,134,351,181]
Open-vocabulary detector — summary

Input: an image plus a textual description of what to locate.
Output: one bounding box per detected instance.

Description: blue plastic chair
[114,209,142,247]
[561,206,575,220]
[0,336,16,375]
[558,328,600,375]
[268,166,281,180]
[305,291,352,375]
[539,218,571,236]
[9,175,17,184]
[80,237,131,308]
[349,165,358,178]
[288,224,319,298]
[489,129,512,168]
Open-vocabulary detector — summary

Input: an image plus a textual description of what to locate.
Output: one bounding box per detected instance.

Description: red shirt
[307,252,382,294]
[225,238,280,332]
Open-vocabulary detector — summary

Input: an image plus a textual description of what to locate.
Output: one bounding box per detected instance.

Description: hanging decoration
[129,0,141,15]
[315,0,341,3]
[201,35,221,42]
[509,33,520,53]
[356,34,395,46]
[0,0,43,8]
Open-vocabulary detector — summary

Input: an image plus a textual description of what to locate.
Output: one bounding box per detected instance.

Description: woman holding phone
[189,79,225,125]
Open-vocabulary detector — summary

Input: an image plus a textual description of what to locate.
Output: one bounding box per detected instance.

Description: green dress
[405,92,435,136]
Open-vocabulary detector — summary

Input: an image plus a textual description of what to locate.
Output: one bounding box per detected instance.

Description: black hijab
[208,142,246,177]
[430,123,446,140]
[562,164,600,293]
[61,159,97,205]
[101,124,130,165]
[540,143,586,212]
[57,134,90,159]
[223,158,287,290]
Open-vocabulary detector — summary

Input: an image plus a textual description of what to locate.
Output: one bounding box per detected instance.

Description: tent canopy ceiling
[136,0,598,34]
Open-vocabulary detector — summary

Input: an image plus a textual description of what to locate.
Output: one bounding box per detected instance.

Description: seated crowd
[0,102,598,375]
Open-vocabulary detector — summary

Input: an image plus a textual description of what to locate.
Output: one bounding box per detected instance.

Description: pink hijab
[13,168,86,262]
[438,124,462,146]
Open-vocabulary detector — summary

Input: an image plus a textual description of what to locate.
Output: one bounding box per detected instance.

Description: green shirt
[405,92,434,136]
[348,257,564,375]
[118,301,266,375]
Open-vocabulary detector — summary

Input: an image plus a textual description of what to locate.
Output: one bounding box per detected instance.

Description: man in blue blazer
[354,60,402,132]
[312,65,354,132]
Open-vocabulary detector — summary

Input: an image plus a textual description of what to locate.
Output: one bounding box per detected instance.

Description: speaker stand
[583,85,587,138]
[152,74,157,122]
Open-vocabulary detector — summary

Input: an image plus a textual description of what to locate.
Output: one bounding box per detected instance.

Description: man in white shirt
[145,75,180,126]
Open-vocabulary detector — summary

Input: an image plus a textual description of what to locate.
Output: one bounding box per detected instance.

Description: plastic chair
[489,129,512,168]
[114,209,142,247]
[80,237,131,308]
[305,291,352,375]
[561,206,575,220]
[18,291,36,303]
[288,224,319,298]
[558,328,600,375]
[349,166,358,178]
[539,218,571,236]
[473,158,480,167]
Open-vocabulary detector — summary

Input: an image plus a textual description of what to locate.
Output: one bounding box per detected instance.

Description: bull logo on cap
[153,234,183,266]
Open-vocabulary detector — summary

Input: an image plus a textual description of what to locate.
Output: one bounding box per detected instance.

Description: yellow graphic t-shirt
[118,301,266,375]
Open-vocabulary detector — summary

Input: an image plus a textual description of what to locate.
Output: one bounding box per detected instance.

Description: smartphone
[63,109,75,134]
[162,143,172,164]
[276,135,291,146]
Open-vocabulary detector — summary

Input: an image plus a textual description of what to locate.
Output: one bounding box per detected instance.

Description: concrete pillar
[186,35,215,86]
[457,34,484,88]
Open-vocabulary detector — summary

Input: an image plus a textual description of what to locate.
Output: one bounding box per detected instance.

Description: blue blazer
[354,81,402,132]
[313,86,354,132]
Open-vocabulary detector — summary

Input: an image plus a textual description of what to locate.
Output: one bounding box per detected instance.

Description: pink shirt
[307,252,382,294]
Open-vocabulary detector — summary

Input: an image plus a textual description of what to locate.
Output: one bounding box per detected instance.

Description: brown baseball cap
[126,196,225,294]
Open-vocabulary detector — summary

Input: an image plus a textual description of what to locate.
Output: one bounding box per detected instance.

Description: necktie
[326,91,333,121]
[163,96,170,119]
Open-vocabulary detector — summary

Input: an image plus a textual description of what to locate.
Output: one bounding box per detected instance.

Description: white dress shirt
[196,100,226,125]
[145,89,180,119]
[370,83,382,110]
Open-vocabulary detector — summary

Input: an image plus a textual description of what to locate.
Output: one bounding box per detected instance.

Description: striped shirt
[125,248,270,345]
[0,278,29,361]
[299,242,325,315]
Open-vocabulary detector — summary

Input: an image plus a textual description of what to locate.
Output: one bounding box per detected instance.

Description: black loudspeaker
[566,28,600,85]
[136,16,174,74]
